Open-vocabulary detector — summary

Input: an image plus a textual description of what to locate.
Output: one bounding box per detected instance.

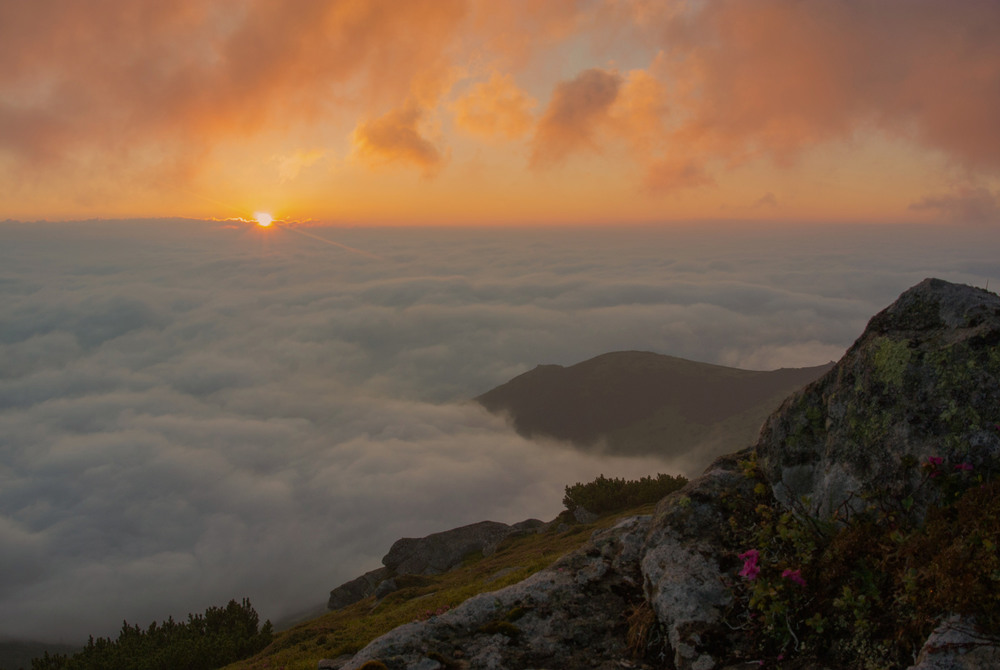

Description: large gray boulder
[641,451,757,670]
[756,278,1000,517]
[908,615,1000,669]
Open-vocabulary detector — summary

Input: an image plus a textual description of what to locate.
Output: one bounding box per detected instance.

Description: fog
[1,220,997,642]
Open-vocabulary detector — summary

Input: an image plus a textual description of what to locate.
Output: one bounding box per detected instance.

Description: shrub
[562,473,687,515]
[31,599,272,670]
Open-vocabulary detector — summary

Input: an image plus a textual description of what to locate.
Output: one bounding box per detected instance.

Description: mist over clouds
[2,220,999,643]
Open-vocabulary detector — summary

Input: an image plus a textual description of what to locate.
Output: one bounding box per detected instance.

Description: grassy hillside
[221,506,656,670]
[476,350,832,459]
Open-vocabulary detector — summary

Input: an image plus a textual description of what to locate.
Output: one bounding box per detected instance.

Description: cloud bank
[2,220,999,643]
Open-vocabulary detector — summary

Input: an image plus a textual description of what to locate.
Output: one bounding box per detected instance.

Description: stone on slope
[641,451,757,670]
[329,521,518,611]
[341,516,652,670]
[328,567,391,610]
[382,521,513,576]
[908,615,1000,670]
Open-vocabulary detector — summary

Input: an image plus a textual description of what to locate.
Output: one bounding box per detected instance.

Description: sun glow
[254,212,274,227]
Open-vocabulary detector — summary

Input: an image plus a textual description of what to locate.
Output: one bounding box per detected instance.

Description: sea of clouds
[1,219,998,643]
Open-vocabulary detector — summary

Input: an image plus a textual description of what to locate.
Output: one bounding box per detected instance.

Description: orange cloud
[352,103,447,176]
[452,72,536,140]
[2,0,999,221]
[644,0,1000,173]
[0,1,468,174]
[530,68,622,168]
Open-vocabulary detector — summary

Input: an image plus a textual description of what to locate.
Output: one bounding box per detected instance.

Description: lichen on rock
[757,278,1000,517]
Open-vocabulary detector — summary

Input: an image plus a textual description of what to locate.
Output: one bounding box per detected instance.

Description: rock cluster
[342,515,652,670]
[329,520,546,610]
[329,280,1000,669]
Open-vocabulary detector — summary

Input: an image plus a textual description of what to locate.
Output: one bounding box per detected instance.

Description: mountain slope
[476,350,833,459]
[332,278,1000,670]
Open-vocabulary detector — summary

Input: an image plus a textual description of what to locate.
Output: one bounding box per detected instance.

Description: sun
[253,212,274,227]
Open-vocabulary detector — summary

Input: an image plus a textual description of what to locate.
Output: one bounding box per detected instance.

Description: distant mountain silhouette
[475,351,833,461]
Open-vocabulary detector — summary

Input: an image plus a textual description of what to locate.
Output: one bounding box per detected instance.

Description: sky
[1,0,999,224]
[2,0,1000,648]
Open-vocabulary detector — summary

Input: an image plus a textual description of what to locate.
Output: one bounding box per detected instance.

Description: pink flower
[739,549,760,580]
[954,462,973,471]
[781,568,806,587]
[926,456,944,477]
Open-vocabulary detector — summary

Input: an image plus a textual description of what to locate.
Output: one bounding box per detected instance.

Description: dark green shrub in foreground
[725,453,1000,669]
[32,599,272,670]
[563,473,687,515]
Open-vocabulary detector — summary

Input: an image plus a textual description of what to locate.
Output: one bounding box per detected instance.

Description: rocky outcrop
[330,521,541,611]
[756,278,1000,518]
[909,615,1000,669]
[341,515,652,670]
[328,568,392,610]
[334,279,1000,669]
[641,452,756,670]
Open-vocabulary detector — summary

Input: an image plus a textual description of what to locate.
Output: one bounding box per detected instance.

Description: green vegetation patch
[562,472,687,515]
[31,599,273,670]
[223,508,653,670]
[724,450,1000,669]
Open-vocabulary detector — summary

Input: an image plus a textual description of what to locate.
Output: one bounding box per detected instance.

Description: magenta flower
[781,568,806,587]
[739,549,760,580]
[954,462,973,471]
[926,456,944,478]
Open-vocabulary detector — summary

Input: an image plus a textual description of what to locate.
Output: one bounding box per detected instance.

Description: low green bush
[32,599,272,670]
[562,473,687,515]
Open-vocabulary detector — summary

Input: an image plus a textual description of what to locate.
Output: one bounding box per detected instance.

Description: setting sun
[254,212,274,227]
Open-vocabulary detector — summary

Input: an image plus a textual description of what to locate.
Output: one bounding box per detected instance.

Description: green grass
[223,506,656,670]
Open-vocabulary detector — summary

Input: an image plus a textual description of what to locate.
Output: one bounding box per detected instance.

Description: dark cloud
[530,68,623,167]
[1,220,999,642]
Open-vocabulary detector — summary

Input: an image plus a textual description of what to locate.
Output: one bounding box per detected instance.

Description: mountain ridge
[476,349,833,462]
